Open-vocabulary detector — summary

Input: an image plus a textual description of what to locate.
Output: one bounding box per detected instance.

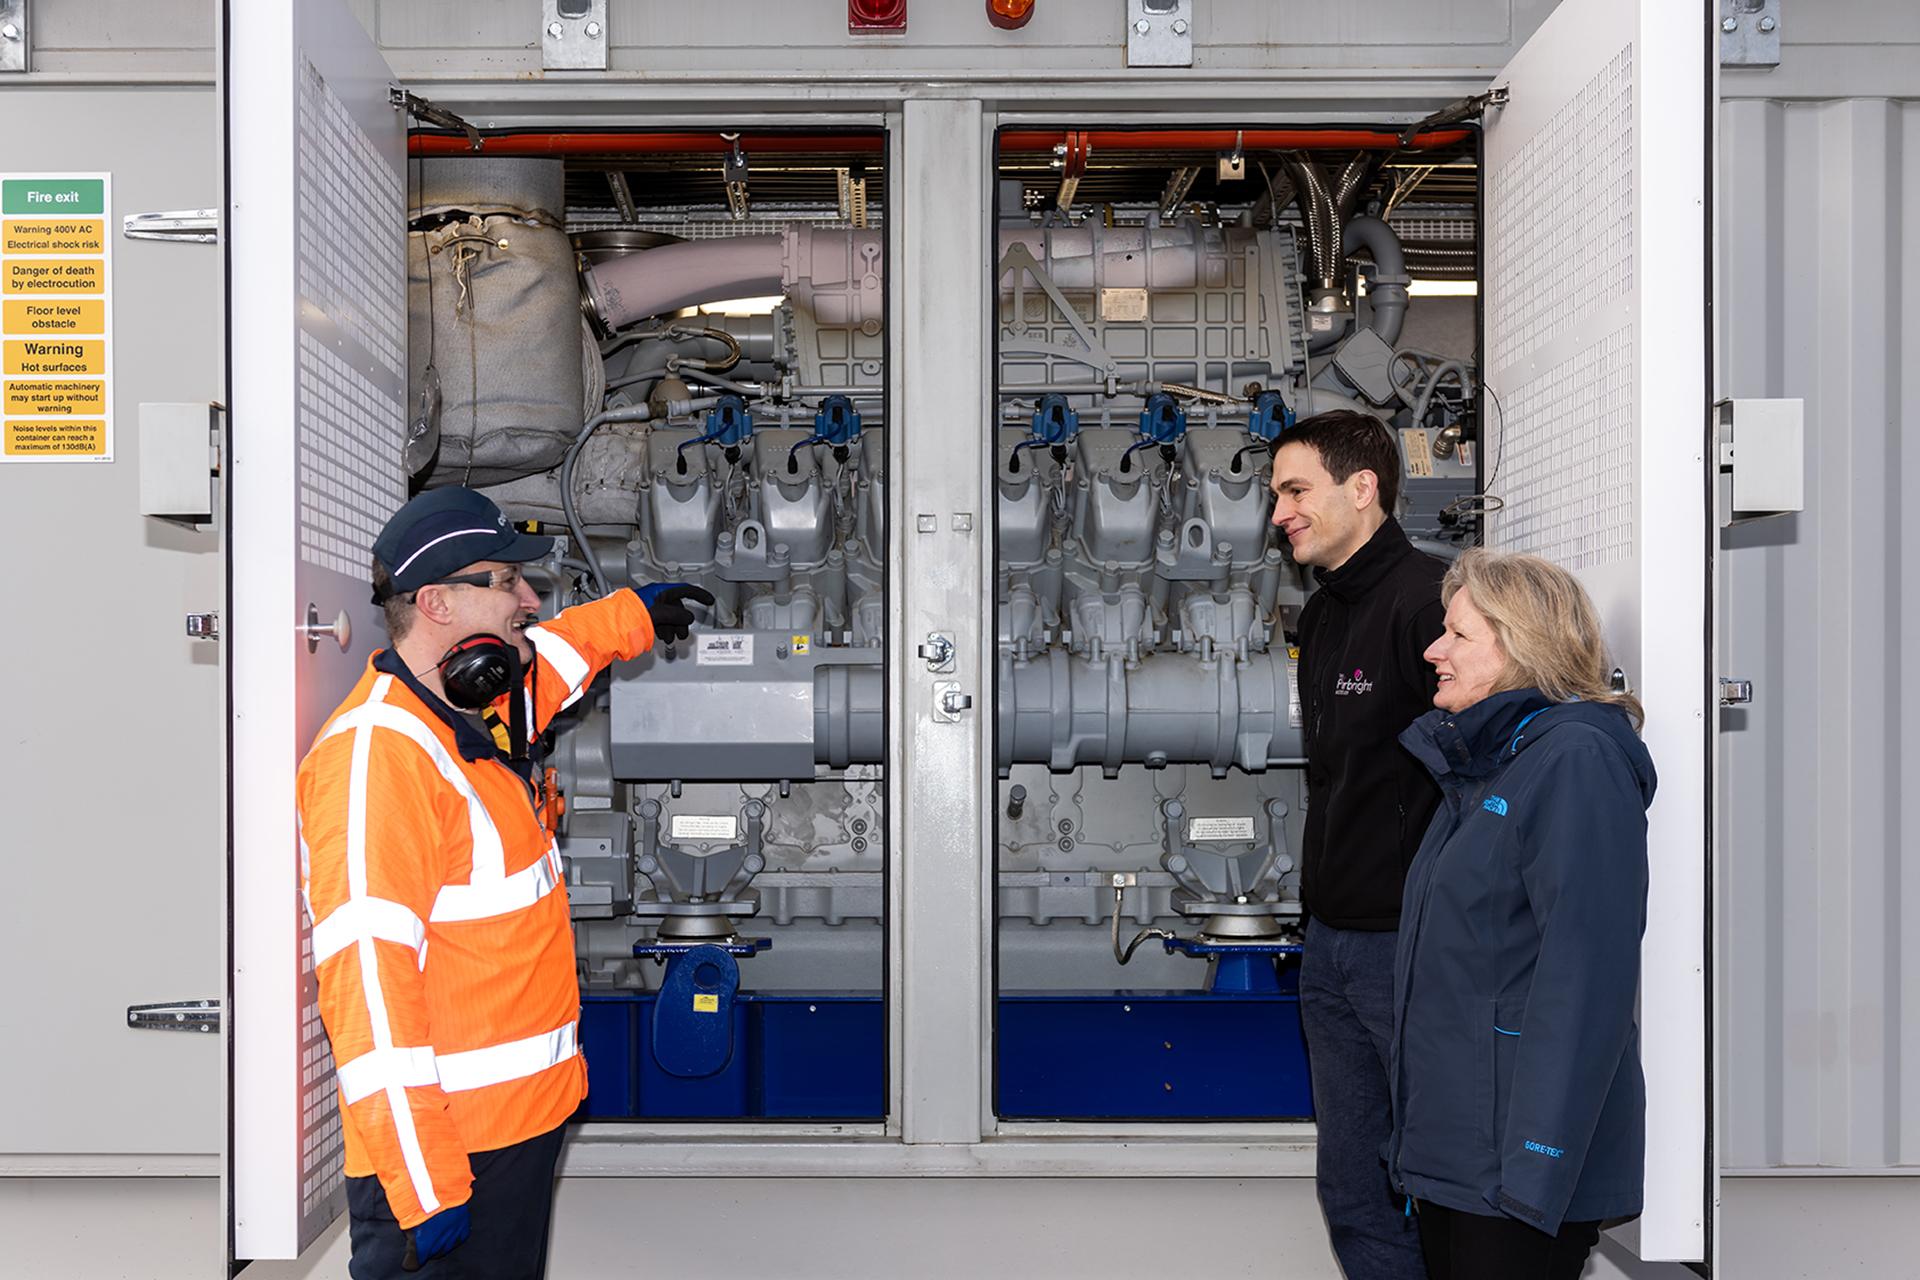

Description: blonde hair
[1441,548,1645,731]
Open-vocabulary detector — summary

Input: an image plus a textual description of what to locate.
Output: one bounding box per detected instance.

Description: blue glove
[633,582,716,645]
[403,1203,471,1270]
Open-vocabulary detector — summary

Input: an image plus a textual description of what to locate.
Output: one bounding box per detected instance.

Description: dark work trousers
[346,1123,567,1280]
[1298,917,1428,1280]
[1417,1201,1601,1279]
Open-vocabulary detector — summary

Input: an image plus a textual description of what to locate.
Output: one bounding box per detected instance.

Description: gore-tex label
[1188,817,1257,842]
[671,814,739,841]
[695,633,754,666]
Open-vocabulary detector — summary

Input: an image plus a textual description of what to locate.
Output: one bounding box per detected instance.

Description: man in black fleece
[1270,410,1446,1279]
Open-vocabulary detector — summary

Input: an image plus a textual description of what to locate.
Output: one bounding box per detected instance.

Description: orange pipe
[998,128,1470,153]
[408,132,886,156]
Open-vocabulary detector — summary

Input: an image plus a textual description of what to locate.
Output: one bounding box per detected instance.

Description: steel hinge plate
[0,0,26,74]
[127,999,222,1033]
[123,209,219,244]
[1721,0,1781,68]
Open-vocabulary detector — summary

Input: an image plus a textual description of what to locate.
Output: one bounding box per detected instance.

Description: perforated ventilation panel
[295,56,407,577]
[1486,39,1638,568]
[289,56,405,1220]
[1488,328,1635,568]
[298,928,344,1217]
[1486,44,1635,371]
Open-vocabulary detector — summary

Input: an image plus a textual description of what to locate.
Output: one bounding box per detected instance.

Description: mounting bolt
[1171,18,1188,35]
[1,21,19,40]
[1757,15,1776,32]
[547,21,564,38]
[585,20,602,37]
[1134,18,1151,34]
[1720,16,1738,32]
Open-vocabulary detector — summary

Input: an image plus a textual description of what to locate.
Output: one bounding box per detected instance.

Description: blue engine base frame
[579,989,1313,1122]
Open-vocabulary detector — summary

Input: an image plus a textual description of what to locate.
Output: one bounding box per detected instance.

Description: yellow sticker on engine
[693,993,719,1013]
[791,634,811,654]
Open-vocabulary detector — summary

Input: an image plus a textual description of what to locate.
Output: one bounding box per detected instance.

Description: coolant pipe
[1341,216,1408,346]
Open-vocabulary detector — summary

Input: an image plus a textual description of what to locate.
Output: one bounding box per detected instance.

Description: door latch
[916,632,956,672]
[933,681,973,723]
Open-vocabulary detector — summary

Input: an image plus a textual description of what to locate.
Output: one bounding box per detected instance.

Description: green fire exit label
[2,179,105,216]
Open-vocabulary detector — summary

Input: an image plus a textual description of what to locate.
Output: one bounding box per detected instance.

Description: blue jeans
[1300,917,1428,1280]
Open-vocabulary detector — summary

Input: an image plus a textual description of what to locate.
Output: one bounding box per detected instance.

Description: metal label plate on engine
[1101,288,1148,322]
[694,633,754,665]
[671,814,739,841]
[1401,428,1434,478]
[1188,817,1257,842]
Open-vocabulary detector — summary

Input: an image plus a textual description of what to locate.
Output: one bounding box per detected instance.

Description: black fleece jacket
[1296,517,1447,929]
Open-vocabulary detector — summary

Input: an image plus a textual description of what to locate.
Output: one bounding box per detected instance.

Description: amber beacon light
[987,0,1036,29]
[848,0,908,32]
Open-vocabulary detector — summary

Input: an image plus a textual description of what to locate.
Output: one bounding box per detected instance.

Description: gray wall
[1718,86,1920,1171]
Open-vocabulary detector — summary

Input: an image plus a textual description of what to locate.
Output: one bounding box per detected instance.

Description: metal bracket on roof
[0,0,26,74]
[1720,0,1781,68]
[390,87,481,151]
[542,0,608,71]
[1126,0,1192,69]
[722,134,751,221]
[1398,87,1508,149]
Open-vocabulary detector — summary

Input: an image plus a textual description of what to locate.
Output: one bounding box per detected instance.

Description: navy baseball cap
[372,487,554,598]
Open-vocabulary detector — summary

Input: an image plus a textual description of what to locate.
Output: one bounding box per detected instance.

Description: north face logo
[1334,668,1374,696]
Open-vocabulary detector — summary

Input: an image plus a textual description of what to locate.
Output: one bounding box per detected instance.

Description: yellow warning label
[2,219,105,254]
[692,993,720,1013]
[5,339,105,376]
[4,258,103,294]
[791,634,811,654]
[4,298,104,334]
[5,418,107,457]
[3,379,104,416]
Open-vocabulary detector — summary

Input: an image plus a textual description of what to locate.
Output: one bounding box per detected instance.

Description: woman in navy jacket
[1387,549,1656,1279]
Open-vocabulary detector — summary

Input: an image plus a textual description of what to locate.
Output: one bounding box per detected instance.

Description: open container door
[224,0,408,1261]
[1482,0,1712,1264]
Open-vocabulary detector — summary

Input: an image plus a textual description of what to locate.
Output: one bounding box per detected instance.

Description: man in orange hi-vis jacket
[296,486,712,1278]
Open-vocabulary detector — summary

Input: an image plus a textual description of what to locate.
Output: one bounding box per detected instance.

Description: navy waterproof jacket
[1386,689,1656,1235]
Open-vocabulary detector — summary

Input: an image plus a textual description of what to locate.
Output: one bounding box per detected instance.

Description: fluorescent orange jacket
[295,590,655,1227]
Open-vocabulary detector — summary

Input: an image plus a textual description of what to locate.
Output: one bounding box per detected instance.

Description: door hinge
[123,209,219,244]
[1719,678,1754,706]
[389,87,481,151]
[127,999,221,1033]
[0,0,27,75]
[186,612,219,641]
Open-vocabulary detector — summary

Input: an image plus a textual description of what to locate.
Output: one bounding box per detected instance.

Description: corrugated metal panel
[1718,97,1920,1171]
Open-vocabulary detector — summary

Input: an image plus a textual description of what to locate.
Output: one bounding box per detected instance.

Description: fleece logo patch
[1523,1140,1565,1159]
[1333,668,1375,696]
[1482,795,1509,817]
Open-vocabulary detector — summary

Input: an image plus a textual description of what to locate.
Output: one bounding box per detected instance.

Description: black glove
[634,582,716,645]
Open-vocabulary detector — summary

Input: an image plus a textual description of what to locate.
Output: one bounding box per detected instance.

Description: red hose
[999,129,1470,153]
[406,127,1467,157]
[408,132,885,156]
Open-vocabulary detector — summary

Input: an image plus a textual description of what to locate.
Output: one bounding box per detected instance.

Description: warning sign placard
[1,174,112,462]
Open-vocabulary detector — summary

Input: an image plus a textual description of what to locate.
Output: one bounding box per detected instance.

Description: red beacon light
[848,0,907,33]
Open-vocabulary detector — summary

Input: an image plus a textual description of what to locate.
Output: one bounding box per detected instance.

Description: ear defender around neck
[437,634,531,760]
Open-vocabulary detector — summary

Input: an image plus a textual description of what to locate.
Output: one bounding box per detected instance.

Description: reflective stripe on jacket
[295,589,655,1227]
